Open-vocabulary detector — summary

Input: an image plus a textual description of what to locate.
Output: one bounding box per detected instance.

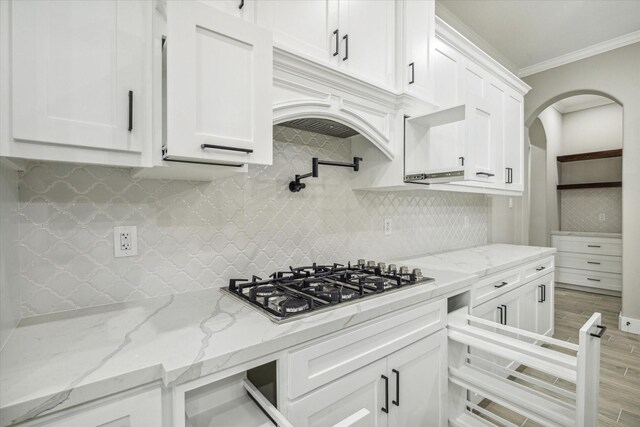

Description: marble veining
[393,244,557,277]
[0,266,476,426]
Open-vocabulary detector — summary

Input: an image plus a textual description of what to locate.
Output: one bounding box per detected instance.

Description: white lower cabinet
[287,330,447,427]
[23,387,162,427]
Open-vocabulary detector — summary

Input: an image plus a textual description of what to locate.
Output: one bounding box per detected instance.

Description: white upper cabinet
[258,0,394,90]
[163,1,272,166]
[503,89,525,190]
[257,0,339,66]
[2,0,151,167]
[200,0,255,22]
[401,0,434,100]
[338,0,395,89]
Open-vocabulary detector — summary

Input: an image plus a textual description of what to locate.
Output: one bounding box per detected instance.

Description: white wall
[0,161,21,349]
[523,42,640,322]
[538,107,562,246]
[528,118,547,247]
[560,103,622,155]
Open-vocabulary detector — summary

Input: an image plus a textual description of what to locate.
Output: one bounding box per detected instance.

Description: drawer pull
[535,266,546,271]
[494,281,508,288]
[590,324,607,338]
[501,304,507,325]
[497,306,503,325]
[476,172,495,177]
[381,375,389,413]
[201,144,253,154]
[587,261,601,265]
[587,278,601,282]
[128,90,133,132]
[588,245,601,248]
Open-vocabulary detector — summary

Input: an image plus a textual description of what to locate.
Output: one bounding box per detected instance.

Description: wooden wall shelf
[557,149,622,163]
[557,182,622,190]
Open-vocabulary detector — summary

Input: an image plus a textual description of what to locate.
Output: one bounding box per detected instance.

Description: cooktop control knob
[412,268,422,278]
[399,266,409,274]
[366,260,376,268]
[377,262,386,271]
[388,264,397,273]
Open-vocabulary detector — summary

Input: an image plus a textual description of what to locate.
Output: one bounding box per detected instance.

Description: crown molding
[435,17,531,96]
[518,31,640,78]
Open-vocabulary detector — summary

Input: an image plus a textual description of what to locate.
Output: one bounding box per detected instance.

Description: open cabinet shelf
[557,181,622,190]
[557,149,622,163]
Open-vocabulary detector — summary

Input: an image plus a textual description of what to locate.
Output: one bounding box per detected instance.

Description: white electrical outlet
[114,226,138,258]
[383,218,392,236]
[599,213,606,221]
[464,216,469,229]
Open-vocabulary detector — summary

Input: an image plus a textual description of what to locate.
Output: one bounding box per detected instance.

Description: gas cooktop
[222,260,434,323]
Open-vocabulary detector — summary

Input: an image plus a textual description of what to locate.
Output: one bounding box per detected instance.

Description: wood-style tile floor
[480,287,640,426]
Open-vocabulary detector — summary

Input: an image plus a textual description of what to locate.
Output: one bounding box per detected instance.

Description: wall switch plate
[383,218,392,236]
[114,226,138,257]
[599,213,606,221]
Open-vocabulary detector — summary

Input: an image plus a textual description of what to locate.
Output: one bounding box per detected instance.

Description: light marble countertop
[392,244,556,277]
[0,266,475,426]
[550,230,622,238]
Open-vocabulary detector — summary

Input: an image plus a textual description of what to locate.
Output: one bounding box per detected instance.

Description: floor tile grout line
[616,408,622,423]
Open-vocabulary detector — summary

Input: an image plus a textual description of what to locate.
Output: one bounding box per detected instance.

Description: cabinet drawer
[551,236,621,256]
[556,253,621,274]
[472,269,522,307]
[287,299,446,399]
[556,267,621,291]
[521,256,555,282]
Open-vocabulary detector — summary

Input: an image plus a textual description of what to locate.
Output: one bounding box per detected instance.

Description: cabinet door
[200,0,254,22]
[165,1,272,165]
[257,0,339,65]
[463,94,500,183]
[387,330,447,427]
[28,388,162,427]
[503,90,525,190]
[11,0,146,153]
[339,0,395,89]
[433,38,462,108]
[518,281,538,342]
[403,0,434,99]
[536,277,554,337]
[287,359,387,427]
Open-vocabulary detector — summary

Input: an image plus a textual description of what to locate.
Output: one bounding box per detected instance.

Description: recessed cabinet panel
[11,0,145,153]
[165,1,272,166]
[339,0,395,89]
[464,96,498,182]
[504,91,524,189]
[403,0,433,99]
[287,359,387,427]
[433,39,461,107]
[258,0,339,65]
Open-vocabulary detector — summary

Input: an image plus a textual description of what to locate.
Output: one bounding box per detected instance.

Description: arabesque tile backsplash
[560,188,622,233]
[17,126,488,316]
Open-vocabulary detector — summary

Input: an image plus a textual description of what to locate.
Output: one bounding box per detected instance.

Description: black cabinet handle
[476,172,495,177]
[409,62,415,84]
[587,261,601,265]
[392,369,400,406]
[381,375,389,413]
[128,90,133,132]
[501,304,507,325]
[342,34,349,61]
[497,306,503,325]
[494,281,508,288]
[333,29,339,56]
[536,266,546,271]
[238,0,244,9]
[588,245,601,248]
[543,284,546,302]
[538,285,543,303]
[459,156,464,166]
[506,167,513,184]
[590,324,607,338]
[201,144,253,154]
[587,278,601,282]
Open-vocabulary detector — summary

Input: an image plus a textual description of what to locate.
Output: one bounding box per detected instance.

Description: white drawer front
[556,267,622,291]
[521,256,555,282]
[551,235,621,256]
[472,269,522,307]
[555,253,621,274]
[287,299,446,400]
